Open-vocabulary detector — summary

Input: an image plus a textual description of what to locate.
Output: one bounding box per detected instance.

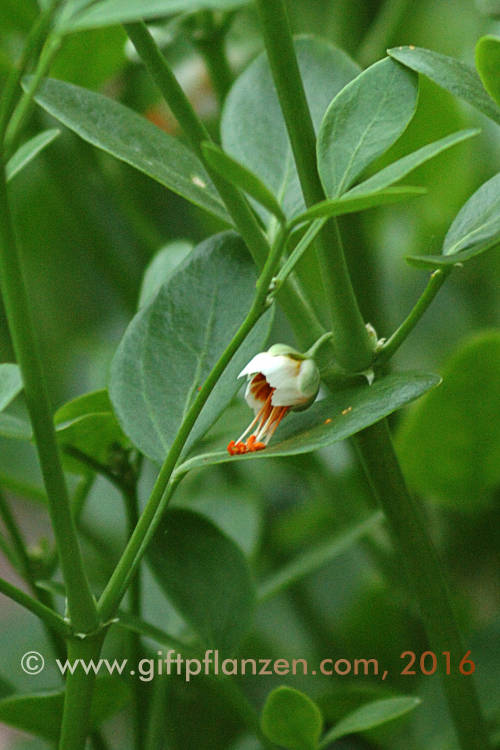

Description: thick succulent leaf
[29,78,230,224]
[0,364,22,412]
[221,37,361,224]
[320,697,421,746]
[317,57,418,198]
[397,332,500,508]
[6,129,60,182]
[407,171,500,268]
[148,508,256,654]
[176,372,440,474]
[346,129,478,197]
[476,35,500,106]
[138,240,193,308]
[60,0,249,32]
[261,687,323,750]
[0,678,131,741]
[110,232,272,463]
[388,45,500,126]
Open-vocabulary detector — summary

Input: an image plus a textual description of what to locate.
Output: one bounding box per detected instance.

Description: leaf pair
[261,686,420,750]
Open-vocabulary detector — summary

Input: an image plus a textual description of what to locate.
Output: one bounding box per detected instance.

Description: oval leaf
[0,364,22,412]
[397,332,500,508]
[109,231,272,463]
[388,45,500,126]
[138,240,193,309]
[29,77,230,224]
[222,37,361,223]
[320,696,421,745]
[148,507,256,654]
[0,678,131,741]
[317,57,418,198]
[261,686,323,750]
[406,171,500,268]
[176,371,440,474]
[476,35,500,106]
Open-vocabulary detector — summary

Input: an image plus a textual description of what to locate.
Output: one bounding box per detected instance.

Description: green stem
[254,0,373,372]
[354,422,492,750]
[123,21,325,349]
[254,5,492,748]
[192,12,233,107]
[98,231,286,622]
[0,575,70,635]
[376,268,450,366]
[0,168,97,633]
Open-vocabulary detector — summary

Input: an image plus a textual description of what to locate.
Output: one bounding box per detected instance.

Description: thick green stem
[254,0,373,372]
[354,422,492,750]
[58,635,106,750]
[192,12,233,106]
[124,21,324,348]
[254,4,492,748]
[0,169,97,633]
[376,268,450,365]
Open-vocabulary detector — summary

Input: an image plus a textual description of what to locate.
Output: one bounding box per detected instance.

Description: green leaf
[29,78,230,224]
[0,364,22,411]
[176,371,440,474]
[289,186,426,228]
[6,129,60,182]
[397,331,500,508]
[148,507,256,654]
[61,0,249,32]
[317,57,418,198]
[138,240,193,308]
[54,389,129,475]
[476,0,500,16]
[0,678,131,741]
[221,37,361,224]
[110,231,272,463]
[261,686,323,750]
[346,129,479,197]
[388,45,500,126]
[202,141,286,223]
[319,697,421,746]
[476,35,500,106]
[407,171,500,268]
[0,414,32,441]
[258,511,383,601]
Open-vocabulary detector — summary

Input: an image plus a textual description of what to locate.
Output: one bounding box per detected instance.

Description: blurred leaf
[202,141,286,223]
[258,511,383,602]
[388,46,500,126]
[0,363,22,411]
[51,26,126,89]
[176,372,441,473]
[475,0,500,17]
[109,232,272,464]
[407,172,500,268]
[148,507,256,653]
[61,0,249,32]
[54,389,129,474]
[0,413,32,440]
[317,58,418,198]
[138,240,192,308]
[221,37,361,224]
[397,331,500,508]
[29,78,231,223]
[476,35,500,106]
[0,678,131,741]
[319,697,421,746]
[6,130,60,182]
[261,686,323,750]
[346,129,479,197]
[290,186,426,228]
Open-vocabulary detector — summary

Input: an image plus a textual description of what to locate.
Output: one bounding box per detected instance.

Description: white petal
[238,351,275,379]
[244,380,264,413]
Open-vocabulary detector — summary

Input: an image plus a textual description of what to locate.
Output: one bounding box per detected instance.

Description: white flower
[227,344,320,455]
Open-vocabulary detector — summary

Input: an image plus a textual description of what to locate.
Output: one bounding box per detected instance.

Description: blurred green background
[0,0,499,748]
